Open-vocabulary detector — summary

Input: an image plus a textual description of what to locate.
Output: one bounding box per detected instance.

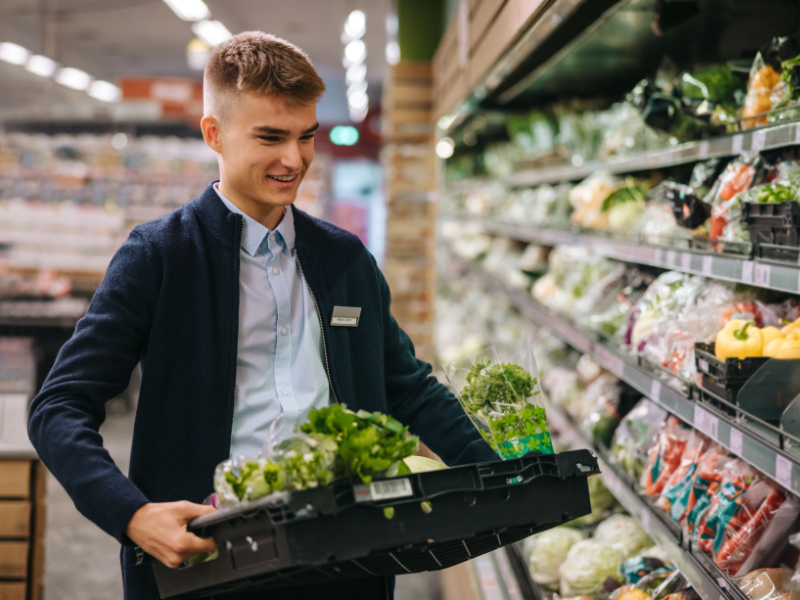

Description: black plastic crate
[153,449,598,599]
[743,201,800,263]
[665,182,712,230]
[694,341,769,403]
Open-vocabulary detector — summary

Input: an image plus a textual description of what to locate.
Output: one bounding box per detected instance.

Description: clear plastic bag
[445,339,554,459]
[611,399,668,483]
[642,417,692,498]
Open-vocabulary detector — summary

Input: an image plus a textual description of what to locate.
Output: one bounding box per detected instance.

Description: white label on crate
[640,510,651,532]
[776,455,793,489]
[702,256,714,276]
[730,429,744,456]
[732,134,744,155]
[681,253,692,271]
[752,129,767,152]
[369,478,414,501]
[666,250,678,268]
[695,405,719,438]
[698,141,710,159]
[755,264,771,287]
[741,261,755,283]
[654,248,665,265]
[698,359,710,373]
[650,380,661,401]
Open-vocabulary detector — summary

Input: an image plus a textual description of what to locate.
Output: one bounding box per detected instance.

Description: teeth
[269,175,295,182]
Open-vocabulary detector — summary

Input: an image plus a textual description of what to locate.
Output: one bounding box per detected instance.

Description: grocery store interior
[5,0,800,599]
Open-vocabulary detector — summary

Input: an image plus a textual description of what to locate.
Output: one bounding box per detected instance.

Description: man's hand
[126,501,217,569]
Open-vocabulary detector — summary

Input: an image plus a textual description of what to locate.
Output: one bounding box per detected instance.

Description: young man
[28,31,497,600]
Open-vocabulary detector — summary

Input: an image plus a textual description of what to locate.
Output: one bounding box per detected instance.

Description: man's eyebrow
[252,122,320,135]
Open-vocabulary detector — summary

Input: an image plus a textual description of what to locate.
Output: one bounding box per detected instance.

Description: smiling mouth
[268,174,298,182]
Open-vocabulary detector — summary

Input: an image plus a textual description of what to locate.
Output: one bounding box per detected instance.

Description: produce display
[715,316,800,360]
[213,405,420,507]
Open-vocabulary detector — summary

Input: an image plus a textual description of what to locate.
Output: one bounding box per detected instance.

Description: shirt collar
[213,183,296,256]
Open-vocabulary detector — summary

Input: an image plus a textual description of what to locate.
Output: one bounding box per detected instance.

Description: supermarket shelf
[449,253,800,498]
[503,122,800,188]
[469,550,527,600]
[446,215,800,294]
[547,406,748,600]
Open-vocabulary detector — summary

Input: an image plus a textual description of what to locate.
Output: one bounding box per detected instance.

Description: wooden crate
[0,460,45,600]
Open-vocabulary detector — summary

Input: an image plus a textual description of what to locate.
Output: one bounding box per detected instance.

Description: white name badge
[331,306,361,327]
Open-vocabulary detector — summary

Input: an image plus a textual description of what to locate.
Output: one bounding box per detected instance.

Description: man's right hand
[126,501,217,568]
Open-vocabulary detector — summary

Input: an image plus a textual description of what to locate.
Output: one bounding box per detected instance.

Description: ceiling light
[385,13,398,37]
[186,37,211,70]
[111,133,130,150]
[437,114,456,130]
[385,41,400,65]
[346,63,366,84]
[192,20,232,47]
[26,55,57,77]
[330,125,359,146]
[88,80,121,102]
[344,10,366,39]
[56,67,92,91]
[344,39,366,64]
[162,0,210,21]
[436,137,455,159]
[349,106,368,123]
[0,42,29,65]
[348,90,368,110]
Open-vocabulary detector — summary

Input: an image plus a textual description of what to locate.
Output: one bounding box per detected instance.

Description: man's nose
[281,142,302,170]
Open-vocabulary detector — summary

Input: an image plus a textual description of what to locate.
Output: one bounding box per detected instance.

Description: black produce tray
[743,201,800,264]
[665,182,711,230]
[695,341,769,404]
[153,450,599,599]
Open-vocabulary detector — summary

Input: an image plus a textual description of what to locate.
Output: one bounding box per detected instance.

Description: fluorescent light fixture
[56,67,92,91]
[437,114,456,130]
[192,20,232,47]
[329,125,359,146]
[348,90,368,110]
[186,37,211,70]
[436,137,455,159]
[0,42,29,65]
[385,41,400,65]
[385,13,398,37]
[346,63,366,84]
[344,39,366,64]
[88,80,121,102]
[349,105,368,123]
[162,0,209,21]
[26,54,57,77]
[344,10,366,39]
[347,80,367,97]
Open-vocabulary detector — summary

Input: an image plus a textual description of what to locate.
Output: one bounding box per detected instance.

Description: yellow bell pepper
[761,326,784,348]
[715,320,764,360]
[780,318,800,336]
[787,329,800,341]
[764,338,786,357]
[771,339,800,359]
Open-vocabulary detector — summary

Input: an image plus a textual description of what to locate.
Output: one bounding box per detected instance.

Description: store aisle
[42,400,442,600]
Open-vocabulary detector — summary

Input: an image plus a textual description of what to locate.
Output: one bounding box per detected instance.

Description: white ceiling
[0,0,393,124]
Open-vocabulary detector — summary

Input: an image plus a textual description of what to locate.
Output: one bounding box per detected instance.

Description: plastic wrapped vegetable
[559,539,624,600]
[658,430,709,523]
[612,399,668,482]
[681,446,737,538]
[524,526,586,590]
[621,556,669,585]
[739,568,800,600]
[593,514,653,560]
[214,456,290,507]
[642,417,692,498]
[568,474,618,527]
[743,53,788,129]
[446,341,553,458]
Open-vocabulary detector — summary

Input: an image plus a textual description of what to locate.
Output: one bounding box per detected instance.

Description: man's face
[207,91,318,225]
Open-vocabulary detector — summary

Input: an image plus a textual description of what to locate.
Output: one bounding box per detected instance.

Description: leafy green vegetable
[459,357,552,456]
[601,179,649,213]
[680,66,742,105]
[781,53,800,100]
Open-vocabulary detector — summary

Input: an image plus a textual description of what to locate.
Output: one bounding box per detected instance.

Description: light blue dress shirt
[214,184,331,458]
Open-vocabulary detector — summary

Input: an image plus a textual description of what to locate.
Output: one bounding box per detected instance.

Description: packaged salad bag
[445,339,554,459]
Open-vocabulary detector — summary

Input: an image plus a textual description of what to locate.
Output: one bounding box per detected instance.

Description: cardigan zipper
[295,249,339,404]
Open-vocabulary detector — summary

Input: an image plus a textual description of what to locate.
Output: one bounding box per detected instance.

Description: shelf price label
[732,134,744,155]
[694,405,719,439]
[702,255,714,276]
[681,253,692,271]
[751,129,767,152]
[666,250,678,268]
[775,455,794,489]
[698,141,710,159]
[754,264,771,287]
[795,122,800,145]
[650,379,662,401]
[730,428,743,456]
[640,510,651,533]
[654,248,665,266]
[741,261,755,283]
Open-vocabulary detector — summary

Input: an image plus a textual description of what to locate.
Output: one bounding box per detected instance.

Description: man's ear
[201,115,222,152]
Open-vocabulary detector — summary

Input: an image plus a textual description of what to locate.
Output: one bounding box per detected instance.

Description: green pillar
[396,0,448,61]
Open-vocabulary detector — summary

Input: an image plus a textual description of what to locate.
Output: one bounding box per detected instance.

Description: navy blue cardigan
[28,183,496,599]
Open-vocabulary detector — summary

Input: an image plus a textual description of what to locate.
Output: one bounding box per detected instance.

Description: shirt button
[272,267,280,275]
[270,235,277,243]
[281,327,288,335]
[282,389,290,396]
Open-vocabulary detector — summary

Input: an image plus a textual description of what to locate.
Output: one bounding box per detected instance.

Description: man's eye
[301,134,315,141]
[258,136,280,142]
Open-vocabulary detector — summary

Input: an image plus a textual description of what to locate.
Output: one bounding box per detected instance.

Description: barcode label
[751,129,767,152]
[754,264,771,287]
[741,261,754,283]
[702,256,713,276]
[776,455,793,489]
[694,405,719,438]
[698,141,710,159]
[650,380,661,401]
[681,253,692,270]
[666,250,677,268]
[730,428,743,456]
[369,478,414,501]
[732,134,744,155]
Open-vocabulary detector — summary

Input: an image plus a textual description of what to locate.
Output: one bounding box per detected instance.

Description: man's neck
[217,181,286,230]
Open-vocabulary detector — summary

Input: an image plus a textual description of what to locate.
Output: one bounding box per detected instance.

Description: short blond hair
[203,31,326,123]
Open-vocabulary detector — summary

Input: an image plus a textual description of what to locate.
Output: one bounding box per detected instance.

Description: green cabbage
[525,527,586,590]
[559,539,624,599]
[592,514,653,560]
[567,475,617,527]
